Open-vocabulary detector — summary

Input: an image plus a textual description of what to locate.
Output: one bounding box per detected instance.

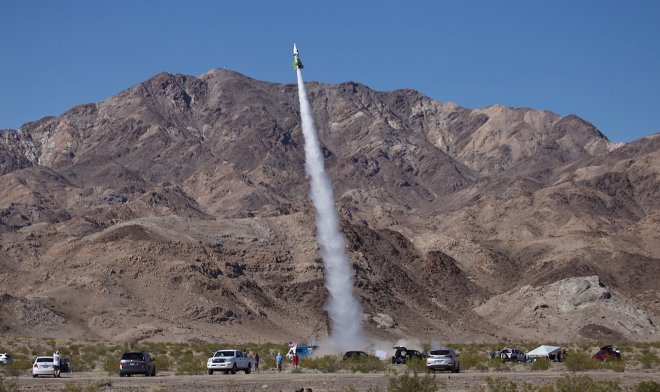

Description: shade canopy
[526,345,562,358]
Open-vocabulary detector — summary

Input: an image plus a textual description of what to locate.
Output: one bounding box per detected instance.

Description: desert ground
[9,369,660,392]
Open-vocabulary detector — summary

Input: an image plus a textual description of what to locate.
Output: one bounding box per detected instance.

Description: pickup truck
[207,349,252,374]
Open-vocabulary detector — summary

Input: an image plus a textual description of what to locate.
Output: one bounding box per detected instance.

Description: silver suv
[426,348,460,373]
[499,348,526,362]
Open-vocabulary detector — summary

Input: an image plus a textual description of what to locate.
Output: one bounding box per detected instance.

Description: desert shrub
[303,355,342,373]
[44,339,56,351]
[0,355,31,377]
[168,344,185,359]
[404,357,427,373]
[93,379,112,389]
[481,377,520,392]
[631,381,660,392]
[563,348,626,372]
[71,345,108,372]
[564,351,600,371]
[62,381,107,392]
[530,386,554,392]
[175,353,205,375]
[470,377,555,392]
[62,382,84,392]
[335,387,383,392]
[61,381,104,392]
[458,350,489,371]
[488,359,511,372]
[143,342,170,357]
[102,355,118,375]
[0,375,19,392]
[421,342,432,355]
[387,370,445,392]
[90,343,110,358]
[554,373,622,392]
[602,357,625,372]
[344,356,387,373]
[193,342,221,357]
[530,358,550,371]
[637,351,660,369]
[154,354,172,372]
[74,355,97,371]
[261,355,276,370]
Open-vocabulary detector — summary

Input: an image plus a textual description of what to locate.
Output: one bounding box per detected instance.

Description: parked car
[343,351,369,360]
[32,356,55,378]
[593,345,621,361]
[207,349,252,375]
[391,346,426,364]
[0,353,11,364]
[119,352,156,377]
[61,357,73,372]
[500,348,526,362]
[426,348,460,373]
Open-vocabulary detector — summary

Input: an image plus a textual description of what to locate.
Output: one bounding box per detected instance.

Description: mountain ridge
[0,69,657,343]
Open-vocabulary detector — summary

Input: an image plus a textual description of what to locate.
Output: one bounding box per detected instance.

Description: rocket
[293,43,304,70]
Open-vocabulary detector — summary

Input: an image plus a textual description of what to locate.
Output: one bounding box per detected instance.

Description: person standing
[254,353,260,374]
[53,350,61,378]
[292,352,299,369]
[276,352,283,372]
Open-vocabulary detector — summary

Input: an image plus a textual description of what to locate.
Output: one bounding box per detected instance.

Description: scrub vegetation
[0,337,658,378]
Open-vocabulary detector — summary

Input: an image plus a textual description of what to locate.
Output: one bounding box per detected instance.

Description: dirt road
[13,370,660,391]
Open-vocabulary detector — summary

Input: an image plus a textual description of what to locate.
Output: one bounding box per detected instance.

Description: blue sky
[1,0,658,142]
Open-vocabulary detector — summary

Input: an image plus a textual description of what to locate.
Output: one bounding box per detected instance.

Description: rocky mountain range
[0,69,658,344]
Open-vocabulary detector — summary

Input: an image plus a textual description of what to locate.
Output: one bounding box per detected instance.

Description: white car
[426,348,460,373]
[0,353,11,364]
[207,349,252,374]
[32,356,55,378]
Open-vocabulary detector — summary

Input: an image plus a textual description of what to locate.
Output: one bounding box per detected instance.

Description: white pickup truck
[207,349,253,374]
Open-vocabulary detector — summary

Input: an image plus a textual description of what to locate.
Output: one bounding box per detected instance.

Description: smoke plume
[296,68,366,350]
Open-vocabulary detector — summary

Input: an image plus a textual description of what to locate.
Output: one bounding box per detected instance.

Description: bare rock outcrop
[474,276,657,341]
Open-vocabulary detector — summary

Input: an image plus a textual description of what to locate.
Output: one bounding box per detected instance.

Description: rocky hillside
[0,69,658,343]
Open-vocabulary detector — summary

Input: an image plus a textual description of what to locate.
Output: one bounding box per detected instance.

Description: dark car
[119,352,156,377]
[593,345,621,361]
[343,351,369,360]
[391,346,426,364]
[60,357,73,373]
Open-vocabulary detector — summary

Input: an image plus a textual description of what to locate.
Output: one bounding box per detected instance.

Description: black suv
[343,351,369,360]
[119,352,156,377]
[391,346,426,364]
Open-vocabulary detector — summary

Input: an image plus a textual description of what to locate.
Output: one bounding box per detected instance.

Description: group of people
[254,351,299,373]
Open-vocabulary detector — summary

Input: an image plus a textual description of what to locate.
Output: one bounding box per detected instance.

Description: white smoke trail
[296,68,366,351]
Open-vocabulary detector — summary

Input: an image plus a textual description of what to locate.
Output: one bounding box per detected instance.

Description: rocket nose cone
[293,43,298,54]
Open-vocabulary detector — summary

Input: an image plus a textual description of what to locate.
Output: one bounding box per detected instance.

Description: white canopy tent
[526,345,562,358]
